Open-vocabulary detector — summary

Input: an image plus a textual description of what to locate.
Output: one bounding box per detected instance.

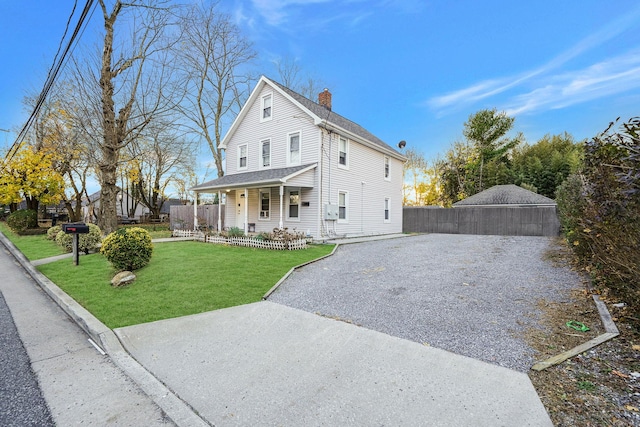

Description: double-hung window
[338,136,348,168]
[261,93,272,122]
[338,191,348,222]
[384,197,391,223]
[259,190,270,220]
[288,189,300,219]
[260,139,271,169]
[288,131,301,166]
[384,156,390,180]
[238,144,248,170]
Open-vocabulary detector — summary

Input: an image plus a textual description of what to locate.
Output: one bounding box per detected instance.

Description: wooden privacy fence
[403,206,560,236]
[169,204,225,230]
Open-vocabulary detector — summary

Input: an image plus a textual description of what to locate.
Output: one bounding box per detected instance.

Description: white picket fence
[172,229,307,250]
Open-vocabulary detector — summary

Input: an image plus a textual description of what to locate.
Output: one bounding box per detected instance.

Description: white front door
[235,190,245,229]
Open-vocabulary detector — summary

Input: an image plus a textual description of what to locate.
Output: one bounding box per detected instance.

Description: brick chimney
[318,88,332,111]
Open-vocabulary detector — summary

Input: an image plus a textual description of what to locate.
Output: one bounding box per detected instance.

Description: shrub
[224,226,245,238]
[101,227,153,271]
[47,225,62,240]
[55,224,103,254]
[564,117,640,316]
[6,209,37,233]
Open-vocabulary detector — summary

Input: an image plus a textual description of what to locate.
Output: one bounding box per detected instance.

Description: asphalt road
[0,292,54,426]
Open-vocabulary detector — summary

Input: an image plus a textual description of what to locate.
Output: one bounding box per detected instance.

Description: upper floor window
[259,190,270,220]
[288,131,301,166]
[384,197,391,223]
[261,93,272,122]
[338,191,348,222]
[238,143,248,170]
[260,139,271,169]
[338,136,348,168]
[384,156,390,180]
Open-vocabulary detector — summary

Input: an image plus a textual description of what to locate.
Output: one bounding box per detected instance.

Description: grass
[0,221,66,260]
[37,241,335,328]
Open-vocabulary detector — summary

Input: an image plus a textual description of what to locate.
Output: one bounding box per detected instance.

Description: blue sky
[2,0,640,168]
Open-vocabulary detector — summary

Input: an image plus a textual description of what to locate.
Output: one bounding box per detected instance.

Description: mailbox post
[62,223,90,265]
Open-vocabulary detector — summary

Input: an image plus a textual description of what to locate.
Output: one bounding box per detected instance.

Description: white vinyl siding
[322,132,403,236]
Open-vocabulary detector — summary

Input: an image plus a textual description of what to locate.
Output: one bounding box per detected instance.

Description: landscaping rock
[111,271,136,287]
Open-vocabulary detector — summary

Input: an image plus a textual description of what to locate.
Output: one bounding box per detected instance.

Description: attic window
[261,93,272,122]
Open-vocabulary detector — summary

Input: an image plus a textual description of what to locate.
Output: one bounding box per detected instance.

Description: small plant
[224,226,245,238]
[47,225,62,240]
[577,380,596,392]
[6,209,37,233]
[55,224,103,254]
[101,227,153,271]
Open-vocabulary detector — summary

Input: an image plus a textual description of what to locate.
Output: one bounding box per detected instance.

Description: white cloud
[427,4,640,115]
[250,0,334,26]
[505,49,640,115]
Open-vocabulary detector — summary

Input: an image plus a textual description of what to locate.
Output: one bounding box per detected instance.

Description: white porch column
[279,185,284,229]
[217,190,222,231]
[193,192,198,231]
[244,188,248,234]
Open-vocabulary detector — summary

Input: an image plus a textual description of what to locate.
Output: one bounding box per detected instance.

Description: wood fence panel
[169,205,225,230]
[403,206,560,236]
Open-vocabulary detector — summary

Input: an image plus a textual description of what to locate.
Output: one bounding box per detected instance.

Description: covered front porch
[190,164,317,236]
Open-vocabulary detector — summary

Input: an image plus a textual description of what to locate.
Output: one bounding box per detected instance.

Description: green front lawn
[37,241,335,328]
[0,222,65,260]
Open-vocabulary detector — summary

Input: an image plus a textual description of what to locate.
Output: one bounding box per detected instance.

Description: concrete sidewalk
[1,231,553,426]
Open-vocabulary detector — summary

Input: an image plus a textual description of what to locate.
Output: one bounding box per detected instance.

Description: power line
[5,0,96,162]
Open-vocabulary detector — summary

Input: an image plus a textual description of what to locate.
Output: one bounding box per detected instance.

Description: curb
[262,243,340,300]
[0,231,209,427]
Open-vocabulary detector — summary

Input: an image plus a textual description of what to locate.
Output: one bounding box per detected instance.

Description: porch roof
[190,163,317,192]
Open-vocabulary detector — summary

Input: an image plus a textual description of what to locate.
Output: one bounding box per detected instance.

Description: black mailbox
[62,223,90,234]
[62,222,90,265]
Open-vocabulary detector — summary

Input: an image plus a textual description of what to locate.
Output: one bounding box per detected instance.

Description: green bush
[101,227,153,271]
[224,226,245,238]
[6,210,37,233]
[55,224,103,254]
[47,225,62,240]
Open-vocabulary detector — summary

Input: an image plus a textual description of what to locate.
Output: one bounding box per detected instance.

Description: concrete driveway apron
[116,301,552,426]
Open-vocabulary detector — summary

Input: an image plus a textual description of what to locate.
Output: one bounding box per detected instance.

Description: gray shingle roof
[453,184,556,206]
[268,78,403,158]
[191,163,316,191]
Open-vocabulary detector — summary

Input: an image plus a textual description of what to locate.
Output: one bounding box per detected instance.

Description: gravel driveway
[268,234,582,372]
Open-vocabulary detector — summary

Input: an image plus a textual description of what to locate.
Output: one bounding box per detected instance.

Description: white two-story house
[191,76,406,240]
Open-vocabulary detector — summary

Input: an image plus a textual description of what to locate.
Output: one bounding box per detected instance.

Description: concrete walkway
[1,231,553,426]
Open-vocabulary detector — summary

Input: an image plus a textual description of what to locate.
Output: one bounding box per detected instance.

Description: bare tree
[73,0,178,234]
[174,2,256,178]
[275,55,326,100]
[126,121,196,218]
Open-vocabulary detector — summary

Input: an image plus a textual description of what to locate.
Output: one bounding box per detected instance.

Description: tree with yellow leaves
[0,144,65,212]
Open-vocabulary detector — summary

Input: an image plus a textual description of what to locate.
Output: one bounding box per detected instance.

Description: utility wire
[5,0,96,162]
